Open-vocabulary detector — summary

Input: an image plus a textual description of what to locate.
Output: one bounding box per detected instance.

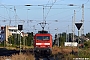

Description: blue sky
[0,0,90,36]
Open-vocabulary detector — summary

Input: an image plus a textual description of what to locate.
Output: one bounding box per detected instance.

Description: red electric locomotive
[34,30,52,56]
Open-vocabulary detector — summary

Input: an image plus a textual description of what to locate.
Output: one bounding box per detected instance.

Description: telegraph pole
[66,30,67,42]
[57,28,59,47]
[55,28,59,47]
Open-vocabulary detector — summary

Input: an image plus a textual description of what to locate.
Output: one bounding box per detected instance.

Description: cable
[0,4,22,26]
[44,0,57,20]
[46,0,51,6]
[0,15,9,20]
[0,3,11,21]
[0,4,21,26]
[84,0,89,4]
[46,7,78,18]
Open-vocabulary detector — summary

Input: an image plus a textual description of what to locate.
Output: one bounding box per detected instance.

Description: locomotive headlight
[47,49,50,52]
[48,46,50,47]
[37,49,39,52]
[36,46,38,47]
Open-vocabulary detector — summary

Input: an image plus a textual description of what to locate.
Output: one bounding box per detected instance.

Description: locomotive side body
[34,33,52,56]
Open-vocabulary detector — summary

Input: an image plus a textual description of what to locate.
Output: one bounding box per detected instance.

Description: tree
[26,32,33,46]
[84,40,90,48]
[86,33,90,39]
[8,35,14,46]
[59,32,66,46]
[53,34,57,45]
[59,36,65,46]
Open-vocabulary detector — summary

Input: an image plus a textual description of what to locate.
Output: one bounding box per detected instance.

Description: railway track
[0,47,77,60]
[0,48,18,56]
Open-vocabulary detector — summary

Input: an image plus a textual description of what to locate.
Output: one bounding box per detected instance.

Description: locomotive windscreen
[36,36,50,40]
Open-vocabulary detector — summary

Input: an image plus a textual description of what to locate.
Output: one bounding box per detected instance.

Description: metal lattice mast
[72,16,74,42]
[73,10,76,41]
[14,6,17,26]
[81,4,84,35]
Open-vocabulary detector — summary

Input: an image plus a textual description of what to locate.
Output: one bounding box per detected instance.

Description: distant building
[0,26,5,41]
[0,25,28,44]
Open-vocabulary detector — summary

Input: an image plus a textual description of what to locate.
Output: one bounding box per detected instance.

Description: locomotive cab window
[36,36,43,40]
[43,36,50,40]
[36,36,50,40]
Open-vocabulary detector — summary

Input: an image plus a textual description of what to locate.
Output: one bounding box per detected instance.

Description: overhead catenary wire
[46,7,76,18]
[0,4,86,23]
[84,0,89,4]
[0,4,82,22]
[44,0,57,20]
[0,2,88,26]
[0,19,88,23]
[46,0,51,6]
[44,4,82,22]
[0,3,79,24]
[0,4,22,26]
[0,3,12,21]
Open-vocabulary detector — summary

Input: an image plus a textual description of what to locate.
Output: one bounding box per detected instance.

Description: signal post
[18,25,23,54]
[75,22,83,58]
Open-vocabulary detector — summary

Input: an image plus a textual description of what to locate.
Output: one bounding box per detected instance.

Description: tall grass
[0,53,35,60]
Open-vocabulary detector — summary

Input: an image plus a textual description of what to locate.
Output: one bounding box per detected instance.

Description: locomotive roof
[38,30,48,34]
[35,30,52,36]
